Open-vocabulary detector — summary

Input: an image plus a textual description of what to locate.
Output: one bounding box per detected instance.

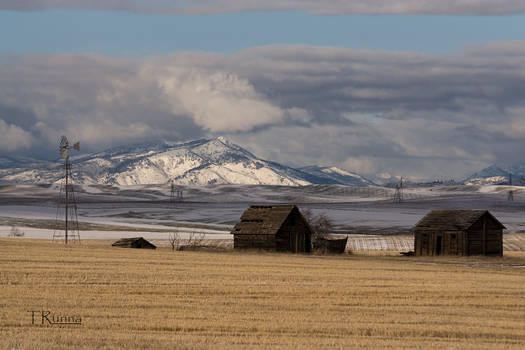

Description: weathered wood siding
[413,210,504,257]
[313,236,348,254]
[232,205,312,253]
[415,230,466,256]
[234,234,276,250]
[467,217,503,256]
[275,209,311,253]
[415,224,502,256]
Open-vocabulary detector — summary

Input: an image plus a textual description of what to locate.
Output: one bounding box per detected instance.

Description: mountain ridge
[3,137,524,187]
[0,137,371,186]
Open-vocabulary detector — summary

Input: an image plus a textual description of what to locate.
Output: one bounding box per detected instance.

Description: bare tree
[8,226,24,238]
[187,231,205,247]
[302,208,314,227]
[172,230,206,251]
[301,210,335,251]
[302,211,334,238]
[168,231,181,251]
[302,209,348,254]
[313,213,333,237]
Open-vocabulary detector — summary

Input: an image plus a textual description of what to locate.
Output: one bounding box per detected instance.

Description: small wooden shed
[313,236,348,254]
[112,237,157,249]
[231,205,312,253]
[413,210,504,256]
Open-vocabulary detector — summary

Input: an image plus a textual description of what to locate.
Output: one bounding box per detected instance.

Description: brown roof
[231,205,299,235]
[112,237,157,249]
[413,210,505,231]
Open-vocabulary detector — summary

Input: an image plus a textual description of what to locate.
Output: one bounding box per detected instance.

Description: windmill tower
[53,136,81,244]
[392,177,404,203]
[508,168,514,202]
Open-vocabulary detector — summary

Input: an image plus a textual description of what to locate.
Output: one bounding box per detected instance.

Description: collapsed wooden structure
[231,205,312,253]
[313,236,348,254]
[413,210,504,256]
[111,237,157,249]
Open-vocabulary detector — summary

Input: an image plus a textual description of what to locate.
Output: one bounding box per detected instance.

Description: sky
[1,1,525,181]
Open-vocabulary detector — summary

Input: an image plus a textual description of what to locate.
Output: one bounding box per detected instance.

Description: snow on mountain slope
[0,137,342,186]
[462,163,525,186]
[463,165,509,185]
[299,165,376,187]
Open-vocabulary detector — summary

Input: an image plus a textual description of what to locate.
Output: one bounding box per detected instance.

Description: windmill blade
[59,135,70,159]
[59,135,69,149]
[73,142,80,151]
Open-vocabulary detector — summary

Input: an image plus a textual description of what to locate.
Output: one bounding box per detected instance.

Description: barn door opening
[435,236,442,256]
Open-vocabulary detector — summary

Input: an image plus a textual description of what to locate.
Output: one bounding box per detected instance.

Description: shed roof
[231,205,301,235]
[413,210,505,231]
[112,237,157,249]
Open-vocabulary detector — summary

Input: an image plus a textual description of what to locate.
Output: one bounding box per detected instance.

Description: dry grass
[1,239,525,349]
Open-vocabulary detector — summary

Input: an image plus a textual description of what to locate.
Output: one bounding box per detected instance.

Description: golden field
[1,239,525,349]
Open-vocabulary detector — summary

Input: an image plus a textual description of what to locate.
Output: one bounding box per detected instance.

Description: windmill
[508,167,514,202]
[53,135,81,244]
[392,177,404,204]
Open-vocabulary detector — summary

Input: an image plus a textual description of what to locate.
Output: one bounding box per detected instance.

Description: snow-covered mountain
[463,164,525,185]
[299,166,375,187]
[0,137,368,186]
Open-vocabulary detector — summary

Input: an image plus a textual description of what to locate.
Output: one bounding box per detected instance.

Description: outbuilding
[231,205,312,253]
[413,210,504,256]
[112,237,157,249]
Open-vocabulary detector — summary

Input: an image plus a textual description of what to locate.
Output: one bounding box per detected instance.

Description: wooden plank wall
[415,230,465,256]
[468,218,503,256]
[234,235,276,250]
[275,211,311,253]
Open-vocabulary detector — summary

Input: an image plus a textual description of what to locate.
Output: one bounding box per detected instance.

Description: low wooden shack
[112,237,157,249]
[313,236,348,254]
[413,210,504,256]
[231,205,312,253]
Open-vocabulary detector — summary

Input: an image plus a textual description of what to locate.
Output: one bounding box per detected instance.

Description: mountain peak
[0,138,374,187]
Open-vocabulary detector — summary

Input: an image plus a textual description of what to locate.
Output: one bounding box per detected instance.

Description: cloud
[3,0,525,15]
[0,52,291,156]
[0,119,32,151]
[2,42,525,179]
[156,68,285,132]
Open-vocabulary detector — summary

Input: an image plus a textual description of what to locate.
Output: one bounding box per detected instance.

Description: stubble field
[1,239,525,349]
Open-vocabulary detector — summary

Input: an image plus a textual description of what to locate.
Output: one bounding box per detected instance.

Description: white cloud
[157,68,285,132]
[0,119,32,151]
[3,0,525,15]
[2,42,525,178]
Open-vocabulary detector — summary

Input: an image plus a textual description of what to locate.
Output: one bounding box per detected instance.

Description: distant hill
[463,164,525,185]
[299,166,375,187]
[0,137,371,186]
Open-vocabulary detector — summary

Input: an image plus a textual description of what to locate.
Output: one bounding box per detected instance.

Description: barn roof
[112,237,157,249]
[413,210,505,231]
[231,205,302,236]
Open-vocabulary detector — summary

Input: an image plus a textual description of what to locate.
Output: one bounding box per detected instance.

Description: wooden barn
[231,205,312,253]
[413,210,504,256]
[112,237,157,249]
